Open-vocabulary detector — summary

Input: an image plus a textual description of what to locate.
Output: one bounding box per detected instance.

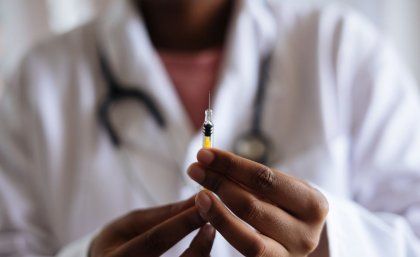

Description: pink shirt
[158,49,223,131]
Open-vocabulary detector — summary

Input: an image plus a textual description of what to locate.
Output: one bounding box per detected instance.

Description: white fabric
[1,0,420,256]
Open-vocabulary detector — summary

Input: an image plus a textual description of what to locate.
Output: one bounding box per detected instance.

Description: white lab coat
[1,0,420,256]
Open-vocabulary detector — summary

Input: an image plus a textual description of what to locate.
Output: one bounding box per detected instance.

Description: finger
[189,164,307,244]
[196,149,328,221]
[195,190,286,257]
[180,224,216,257]
[120,195,196,234]
[116,207,206,257]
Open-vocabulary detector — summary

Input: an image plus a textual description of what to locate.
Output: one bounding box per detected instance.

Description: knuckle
[247,237,267,257]
[204,174,224,193]
[306,190,329,222]
[297,232,319,253]
[141,230,167,253]
[241,197,263,222]
[252,166,276,191]
[222,155,239,174]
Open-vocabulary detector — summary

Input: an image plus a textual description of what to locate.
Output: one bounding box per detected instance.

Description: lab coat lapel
[97,0,194,204]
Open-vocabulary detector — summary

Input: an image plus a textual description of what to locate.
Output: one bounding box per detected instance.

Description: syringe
[202,93,214,148]
[198,93,213,192]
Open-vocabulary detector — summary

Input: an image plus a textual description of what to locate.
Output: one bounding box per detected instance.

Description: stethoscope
[98,49,273,165]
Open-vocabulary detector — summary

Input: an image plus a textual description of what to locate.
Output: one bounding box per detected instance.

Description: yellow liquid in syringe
[203,136,212,148]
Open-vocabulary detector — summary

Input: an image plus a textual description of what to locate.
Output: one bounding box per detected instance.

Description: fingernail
[188,165,205,183]
[197,149,214,165]
[196,192,212,215]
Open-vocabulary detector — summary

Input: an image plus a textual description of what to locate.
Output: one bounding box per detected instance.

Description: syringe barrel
[203,135,212,148]
[202,109,214,148]
[205,109,213,122]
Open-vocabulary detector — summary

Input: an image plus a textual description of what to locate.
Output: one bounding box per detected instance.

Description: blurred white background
[0,0,419,87]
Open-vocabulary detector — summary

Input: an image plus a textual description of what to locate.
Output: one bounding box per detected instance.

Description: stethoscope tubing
[98,49,166,147]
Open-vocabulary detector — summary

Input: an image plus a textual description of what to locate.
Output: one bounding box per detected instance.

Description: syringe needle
[209,91,211,110]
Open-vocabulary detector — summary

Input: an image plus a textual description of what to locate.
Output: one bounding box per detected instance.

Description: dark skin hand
[188,149,329,256]
[89,149,328,257]
[90,197,216,257]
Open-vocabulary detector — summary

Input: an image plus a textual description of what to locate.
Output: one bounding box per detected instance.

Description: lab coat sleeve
[0,56,93,257]
[324,10,420,256]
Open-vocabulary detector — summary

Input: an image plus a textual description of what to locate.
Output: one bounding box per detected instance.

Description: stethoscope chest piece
[233,131,271,165]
